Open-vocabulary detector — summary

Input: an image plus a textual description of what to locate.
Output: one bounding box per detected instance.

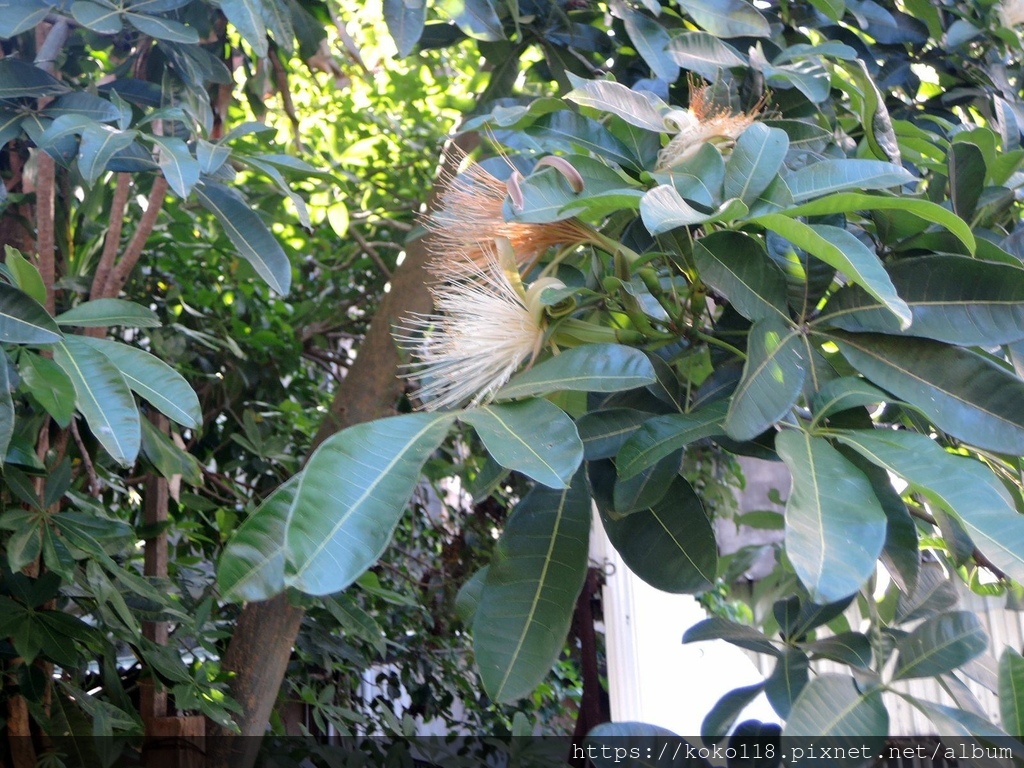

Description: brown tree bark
[207,132,479,764]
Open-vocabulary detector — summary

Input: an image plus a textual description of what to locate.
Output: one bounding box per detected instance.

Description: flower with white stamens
[656,83,764,170]
[399,240,564,411]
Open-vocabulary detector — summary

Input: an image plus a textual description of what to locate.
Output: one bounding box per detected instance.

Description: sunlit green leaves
[0,283,62,344]
[676,0,770,38]
[724,123,789,205]
[784,675,888,751]
[892,611,987,680]
[693,231,789,322]
[785,159,915,202]
[498,343,656,400]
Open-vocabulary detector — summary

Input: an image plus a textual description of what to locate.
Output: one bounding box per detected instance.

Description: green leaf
[783,675,888,748]
[805,632,873,668]
[693,230,789,322]
[565,74,671,133]
[834,429,1024,584]
[755,215,911,328]
[611,450,678,514]
[4,246,46,305]
[641,185,747,233]
[77,337,200,428]
[383,0,425,57]
[724,124,789,206]
[151,135,200,198]
[701,683,765,743]
[576,408,651,460]
[666,31,746,80]
[194,182,291,295]
[616,400,727,479]
[587,723,705,767]
[0,352,11,460]
[78,126,136,188]
[218,477,298,602]
[785,159,914,202]
[220,0,268,57]
[473,471,590,703]
[776,193,975,255]
[139,417,202,485]
[498,344,656,400]
[724,317,805,441]
[17,351,75,427]
[124,12,199,42]
[776,430,886,603]
[0,0,52,39]
[617,3,678,82]
[820,255,1024,346]
[0,59,68,98]
[525,111,640,172]
[0,283,62,344]
[454,566,488,625]
[683,617,780,656]
[324,593,386,658]
[676,0,770,37]
[55,298,160,328]
[811,377,888,423]
[765,648,809,719]
[999,648,1024,738]
[600,476,716,593]
[949,142,985,219]
[42,92,123,124]
[284,413,454,595]
[460,399,583,488]
[893,611,987,680]
[70,1,123,34]
[831,332,1024,455]
[52,337,140,466]
[437,0,503,41]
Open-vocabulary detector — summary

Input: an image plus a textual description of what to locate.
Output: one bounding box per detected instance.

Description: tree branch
[90,173,132,300]
[103,175,168,297]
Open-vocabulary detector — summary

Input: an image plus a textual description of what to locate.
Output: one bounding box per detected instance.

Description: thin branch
[70,420,101,497]
[90,173,132,300]
[35,152,56,313]
[350,226,391,278]
[103,175,168,297]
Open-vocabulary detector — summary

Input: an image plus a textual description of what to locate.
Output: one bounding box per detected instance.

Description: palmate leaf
[820,255,1024,345]
[776,431,886,603]
[473,470,590,703]
[830,331,1024,454]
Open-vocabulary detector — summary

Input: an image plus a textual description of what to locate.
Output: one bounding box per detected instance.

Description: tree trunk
[207,132,479,765]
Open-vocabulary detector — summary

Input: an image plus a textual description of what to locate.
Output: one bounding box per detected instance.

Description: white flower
[656,83,763,170]
[399,240,562,411]
[1000,0,1024,28]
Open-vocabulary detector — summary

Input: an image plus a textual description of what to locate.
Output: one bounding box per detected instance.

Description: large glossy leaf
[783,675,888,754]
[893,611,987,680]
[587,723,710,768]
[616,400,727,479]
[217,476,298,602]
[601,477,716,593]
[777,193,975,254]
[949,141,985,219]
[641,185,747,233]
[701,683,765,743]
[832,331,1024,454]
[70,2,123,34]
[617,2,678,81]
[776,430,886,603]
[17,351,75,427]
[725,317,805,440]
[437,0,502,41]
[497,344,656,400]
[53,337,140,466]
[1000,648,1024,738]
[724,123,788,206]
[78,124,135,186]
[0,283,61,344]
[666,32,746,80]
[820,255,1024,345]
[220,0,268,57]
[124,12,199,42]
[0,351,12,460]
[526,111,639,171]
[283,412,454,595]
[576,408,651,460]
[460,399,583,488]
[0,58,68,98]
[805,632,873,668]
[78,337,201,429]
[810,377,888,423]
[473,471,590,703]
[55,299,160,328]
[683,617,780,656]
[565,74,670,133]
[785,159,915,202]
[834,429,1024,584]
[194,182,291,295]
[756,216,911,328]
[151,135,200,198]
[765,648,809,719]
[676,0,770,37]
[612,450,678,515]
[383,0,425,57]
[0,0,52,39]
[693,231,789,322]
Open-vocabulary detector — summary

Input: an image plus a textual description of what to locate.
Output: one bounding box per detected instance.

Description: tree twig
[350,226,391,278]
[103,175,168,297]
[35,152,56,313]
[90,173,132,300]
[70,420,101,497]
